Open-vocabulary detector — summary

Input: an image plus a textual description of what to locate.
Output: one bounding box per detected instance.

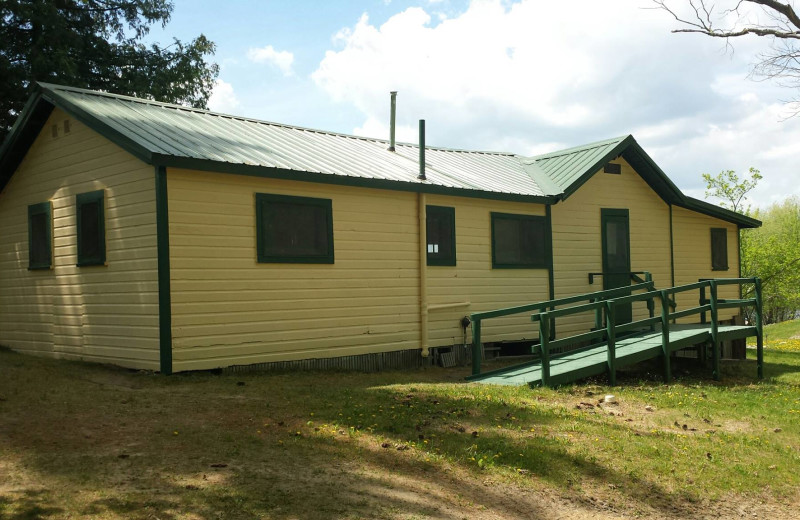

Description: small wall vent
[63,119,71,134]
[604,163,621,174]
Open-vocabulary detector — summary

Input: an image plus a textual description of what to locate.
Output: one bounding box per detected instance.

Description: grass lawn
[0,343,798,519]
[759,318,800,351]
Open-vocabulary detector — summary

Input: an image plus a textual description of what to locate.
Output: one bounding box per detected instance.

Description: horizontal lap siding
[424,195,548,346]
[551,158,672,339]
[672,207,739,322]
[168,170,421,371]
[0,108,159,369]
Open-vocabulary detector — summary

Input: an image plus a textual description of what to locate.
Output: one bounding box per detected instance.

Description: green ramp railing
[529,277,763,387]
[469,279,656,376]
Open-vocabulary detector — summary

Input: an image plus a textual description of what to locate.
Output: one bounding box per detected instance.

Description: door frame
[601,208,632,322]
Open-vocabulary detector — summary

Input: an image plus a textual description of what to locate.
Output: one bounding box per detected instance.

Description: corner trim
[669,204,675,287]
[155,166,172,375]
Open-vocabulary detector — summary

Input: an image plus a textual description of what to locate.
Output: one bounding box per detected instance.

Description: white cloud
[311,0,800,208]
[247,45,295,76]
[207,79,240,114]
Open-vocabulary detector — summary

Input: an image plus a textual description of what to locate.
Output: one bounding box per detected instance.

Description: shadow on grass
[2,348,797,519]
[0,490,63,520]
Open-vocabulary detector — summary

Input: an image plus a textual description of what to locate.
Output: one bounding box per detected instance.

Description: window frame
[76,190,106,267]
[490,212,550,269]
[426,205,456,266]
[28,201,53,270]
[710,227,729,271]
[255,193,334,264]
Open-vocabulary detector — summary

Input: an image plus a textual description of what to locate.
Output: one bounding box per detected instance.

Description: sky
[147,0,800,209]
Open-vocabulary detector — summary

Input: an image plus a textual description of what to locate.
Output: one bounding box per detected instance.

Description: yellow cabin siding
[0,108,159,369]
[551,158,672,338]
[672,206,740,321]
[167,170,422,372]
[167,170,551,371]
[424,195,548,346]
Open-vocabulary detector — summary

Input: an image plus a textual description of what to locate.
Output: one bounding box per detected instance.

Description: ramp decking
[467,324,757,386]
[466,277,764,387]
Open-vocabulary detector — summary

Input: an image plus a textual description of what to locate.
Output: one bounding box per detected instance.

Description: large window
[491,212,549,268]
[76,190,106,266]
[28,202,52,270]
[711,228,728,271]
[256,193,334,263]
[426,205,456,266]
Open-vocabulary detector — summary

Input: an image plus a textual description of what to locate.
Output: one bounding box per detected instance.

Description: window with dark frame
[491,212,549,268]
[711,227,728,271]
[256,193,334,264]
[426,205,456,266]
[76,190,106,266]
[28,202,52,270]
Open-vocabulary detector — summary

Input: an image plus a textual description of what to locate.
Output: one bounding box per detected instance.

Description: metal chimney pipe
[418,119,426,180]
[388,91,397,152]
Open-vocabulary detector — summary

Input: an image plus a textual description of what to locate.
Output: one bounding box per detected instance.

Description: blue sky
[147,0,800,208]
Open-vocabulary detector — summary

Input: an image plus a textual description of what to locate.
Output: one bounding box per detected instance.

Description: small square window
[256,193,334,263]
[491,212,549,269]
[28,202,52,270]
[426,205,456,266]
[711,228,728,271]
[76,190,106,266]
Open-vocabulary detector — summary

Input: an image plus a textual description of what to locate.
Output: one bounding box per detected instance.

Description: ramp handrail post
[604,301,617,386]
[660,290,672,383]
[709,281,720,381]
[755,277,764,379]
[700,285,707,324]
[645,273,655,331]
[471,318,482,376]
[539,314,551,387]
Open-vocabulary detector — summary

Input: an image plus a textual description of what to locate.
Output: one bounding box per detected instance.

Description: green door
[601,209,632,324]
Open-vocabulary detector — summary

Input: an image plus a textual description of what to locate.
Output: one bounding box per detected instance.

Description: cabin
[0,83,760,374]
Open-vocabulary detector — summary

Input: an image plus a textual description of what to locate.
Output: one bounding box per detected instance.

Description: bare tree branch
[653,0,800,112]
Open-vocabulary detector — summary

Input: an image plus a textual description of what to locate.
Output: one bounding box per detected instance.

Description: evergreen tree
[0,0,218,141]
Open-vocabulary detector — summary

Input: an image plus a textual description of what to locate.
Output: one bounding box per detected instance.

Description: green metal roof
[0,83,760,227]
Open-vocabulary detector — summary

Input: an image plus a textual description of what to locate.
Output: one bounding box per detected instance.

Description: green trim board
[0,92,55,195]
[426,205,456,266]
[27,201,52,270]
[155,166,172,375]
[490,212,550,269]
[255,193,334,264]
[75,190,106,267]
[669,204,675,287]
[545,204,556,339]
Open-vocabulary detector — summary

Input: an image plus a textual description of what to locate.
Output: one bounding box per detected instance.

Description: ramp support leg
[605,301,616,386]
[660,290,672,384]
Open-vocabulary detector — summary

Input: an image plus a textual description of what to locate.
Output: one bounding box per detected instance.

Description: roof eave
[37,83,154,165]
[0,89,55,194]
[677,197,762,228]
[155,154,558,205]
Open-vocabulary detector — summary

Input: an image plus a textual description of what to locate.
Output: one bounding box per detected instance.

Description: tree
[702,167,762,214]
[741,197,800,323]
[0,0,219,142]
[653,0,800,112]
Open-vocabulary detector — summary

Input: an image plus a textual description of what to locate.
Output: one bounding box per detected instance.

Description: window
[491,212,549,268]
[28,202,52,270]
[426,205,456,266]
[711,228,728,271]
[256,193,334,263]
[76,190,106,266]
